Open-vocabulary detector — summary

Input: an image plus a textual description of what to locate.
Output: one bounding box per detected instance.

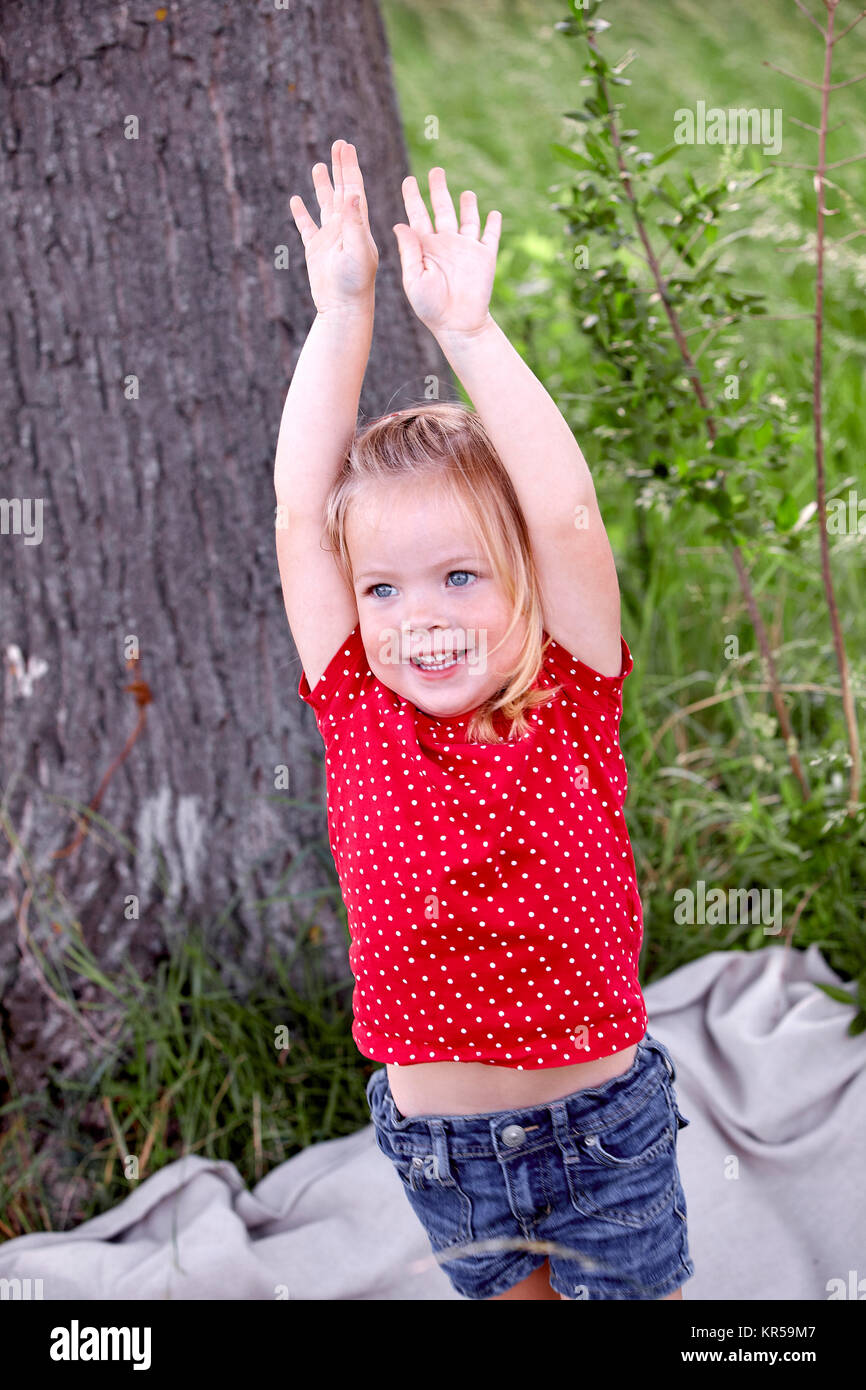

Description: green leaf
[713,432,741,460]
[710,488,733,519]
[815,983,856,1006]
[651,143,680,168]
[551,142,596,170]
[588,50,611,75]
[584,134,610,166]
[775,493,799,531]
[754,419,773,449]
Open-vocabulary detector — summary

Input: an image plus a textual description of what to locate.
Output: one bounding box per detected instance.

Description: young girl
[276,138,694,1301]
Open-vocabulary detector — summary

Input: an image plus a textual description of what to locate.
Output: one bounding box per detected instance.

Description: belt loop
[552,1100,579,1161]
[427,1118,452,1183]
[658,1041,676,1082]
[647,1033,676,1081]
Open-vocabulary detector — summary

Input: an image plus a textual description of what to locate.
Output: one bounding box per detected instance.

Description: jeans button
[501,1124,527,1148]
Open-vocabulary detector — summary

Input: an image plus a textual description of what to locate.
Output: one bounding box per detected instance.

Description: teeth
[412,651,463,668]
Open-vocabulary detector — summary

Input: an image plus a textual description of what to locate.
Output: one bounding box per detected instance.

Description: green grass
[382,0,866,413]
[3,0,865,1238]
[0,851,375,1237]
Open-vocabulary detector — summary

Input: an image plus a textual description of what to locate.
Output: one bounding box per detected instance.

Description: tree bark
[0,0,451,1094]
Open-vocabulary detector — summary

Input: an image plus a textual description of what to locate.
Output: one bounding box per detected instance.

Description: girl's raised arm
[393,167,622,680]
[274,139,377,520]
[273,140,377,689]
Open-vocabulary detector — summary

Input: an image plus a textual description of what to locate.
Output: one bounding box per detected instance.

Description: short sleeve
[298,624,373,735]
[541,630,634,720]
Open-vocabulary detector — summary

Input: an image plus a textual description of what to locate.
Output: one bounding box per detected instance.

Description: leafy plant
[544,0,866,1029]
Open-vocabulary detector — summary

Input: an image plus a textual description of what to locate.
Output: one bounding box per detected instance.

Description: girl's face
[346,481,527,719]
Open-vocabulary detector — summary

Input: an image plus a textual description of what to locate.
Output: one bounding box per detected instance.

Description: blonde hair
[322,401,561,744]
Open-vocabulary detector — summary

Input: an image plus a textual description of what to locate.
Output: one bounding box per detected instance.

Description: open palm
[290,140,379,315]
[392,168,501,336]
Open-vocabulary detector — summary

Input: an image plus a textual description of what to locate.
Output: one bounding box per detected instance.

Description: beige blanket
[0,943,861,1300]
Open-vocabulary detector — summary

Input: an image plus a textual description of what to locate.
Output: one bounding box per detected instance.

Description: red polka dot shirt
[298,625,647,1069]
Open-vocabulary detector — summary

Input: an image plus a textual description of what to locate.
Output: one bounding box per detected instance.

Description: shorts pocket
[562,1081,678,1229]
[582,1083,674,1170]
[374,1128,474,1251]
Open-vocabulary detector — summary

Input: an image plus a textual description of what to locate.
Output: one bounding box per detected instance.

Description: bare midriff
[386,1043,641,1119]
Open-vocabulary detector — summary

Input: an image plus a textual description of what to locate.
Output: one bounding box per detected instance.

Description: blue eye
[365,570,477,598]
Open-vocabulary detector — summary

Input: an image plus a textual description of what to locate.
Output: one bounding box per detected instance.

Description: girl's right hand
[290,140,379,315]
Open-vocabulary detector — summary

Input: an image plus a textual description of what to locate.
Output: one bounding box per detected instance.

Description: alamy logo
[377,625,488,674]
[49,1320,151,1371]
[673,101,782,157]
[0,497,43,545]
[673,880,782,933]
[0,1277,44,1299]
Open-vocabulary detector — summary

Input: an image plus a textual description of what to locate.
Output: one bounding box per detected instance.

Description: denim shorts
[365,1031,695,1300]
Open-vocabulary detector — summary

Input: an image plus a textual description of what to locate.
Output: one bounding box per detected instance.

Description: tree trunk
[0,0,451,1095]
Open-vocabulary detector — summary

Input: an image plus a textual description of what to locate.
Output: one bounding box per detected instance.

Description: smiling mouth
[410,650,466,670]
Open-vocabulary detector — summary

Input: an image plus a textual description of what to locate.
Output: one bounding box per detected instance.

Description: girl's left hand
[392,168,501,336]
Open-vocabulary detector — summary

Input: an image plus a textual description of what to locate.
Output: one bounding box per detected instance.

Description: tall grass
[0,815,373,1237]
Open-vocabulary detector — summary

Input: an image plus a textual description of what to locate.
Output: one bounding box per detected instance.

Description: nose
[400,602,448,633]
[399,612,448,660]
